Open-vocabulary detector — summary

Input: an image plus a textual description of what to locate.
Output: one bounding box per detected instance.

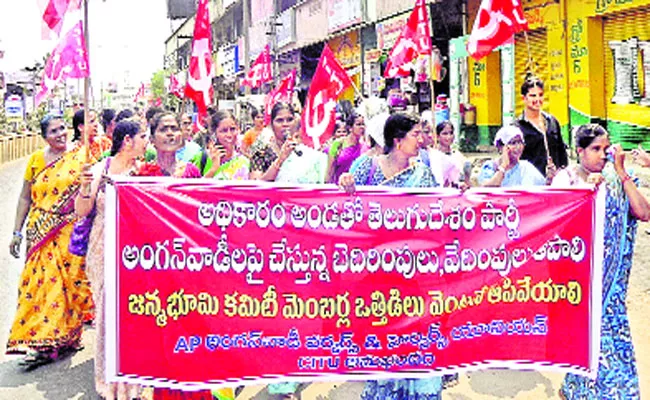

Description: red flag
[184,0,214,119]
[40,0,82,39]
[133,83,145,103]
[466,0,528,60]
[384,0,432,78]
[168,73,183,98]
[35,19,89,106]
[241,44,273,88]
[300,45,352,150]
[263,69,296,125]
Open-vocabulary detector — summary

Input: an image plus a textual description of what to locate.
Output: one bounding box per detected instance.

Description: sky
[0,0,173,89]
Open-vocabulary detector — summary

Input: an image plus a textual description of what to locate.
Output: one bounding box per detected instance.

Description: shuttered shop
[603,6,650,148]
[514,29,550,115]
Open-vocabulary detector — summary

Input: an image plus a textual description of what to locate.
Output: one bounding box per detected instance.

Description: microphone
[283,129,302,156]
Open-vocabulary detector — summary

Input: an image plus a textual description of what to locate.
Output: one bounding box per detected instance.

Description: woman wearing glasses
[553,124,650,399]
[192,110,250,180]
[478,125,546,187]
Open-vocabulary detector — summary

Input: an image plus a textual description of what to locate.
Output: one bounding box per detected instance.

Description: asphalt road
[0,156,647,400]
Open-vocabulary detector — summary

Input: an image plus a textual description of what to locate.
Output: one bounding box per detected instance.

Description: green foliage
[27,103,49,133]
[0,107,7,134]
[459,125,480,153]
[150,70,168,101]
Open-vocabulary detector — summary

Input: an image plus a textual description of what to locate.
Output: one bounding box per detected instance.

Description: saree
[328,140,362,184]
[352,155,437,188]
[351,155,441,400]
[561,164,641,399]
[6,147,92,354]
[214,155,249,180]
[192,151,250,180]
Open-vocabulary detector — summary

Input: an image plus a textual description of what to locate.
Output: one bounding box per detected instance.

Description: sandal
[18,349,58,370]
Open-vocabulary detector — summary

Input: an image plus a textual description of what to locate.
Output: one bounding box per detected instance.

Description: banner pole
[83,0,90,164]
[430,78,437,148]
[522,31,535,75]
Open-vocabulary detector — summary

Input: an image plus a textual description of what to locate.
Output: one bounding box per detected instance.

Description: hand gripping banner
[105,178,604,390]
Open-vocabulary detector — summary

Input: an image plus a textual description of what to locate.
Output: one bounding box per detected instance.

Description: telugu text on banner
[105,179,604,390]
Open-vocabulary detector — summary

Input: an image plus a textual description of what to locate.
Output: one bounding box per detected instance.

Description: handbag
[68,207,96,256]
[69,158,110,256]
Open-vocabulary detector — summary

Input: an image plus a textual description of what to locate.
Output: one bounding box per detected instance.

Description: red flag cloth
[184,0,214,119]
[466,0,528,60]
[35,20,89,106]
[40,0,82,39]
[133,83,145,103]
[384,0,432,78]
[263,69,297,125]
[169,74,183,98]
[241,44,273,88]
[300,45,352,150]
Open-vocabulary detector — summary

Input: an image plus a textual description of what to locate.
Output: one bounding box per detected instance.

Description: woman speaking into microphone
[249,101,327,184]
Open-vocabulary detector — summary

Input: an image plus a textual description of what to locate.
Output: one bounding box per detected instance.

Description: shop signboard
[376,13,408,50]
[329,30,361,68]
[328,0,362,33]
[277,9,296,48]
[4,94,24,121]
[219,44,240,79]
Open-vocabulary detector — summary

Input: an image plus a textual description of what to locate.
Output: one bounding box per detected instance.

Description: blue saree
[561,165,640,399]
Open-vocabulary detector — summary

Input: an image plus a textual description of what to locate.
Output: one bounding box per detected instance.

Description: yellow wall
[567,0,650,121]
[469,51,502,127]
[467,0,569,129]
[525,3,570,128]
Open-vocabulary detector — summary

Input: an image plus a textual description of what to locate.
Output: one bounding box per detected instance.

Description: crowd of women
[7,76,650,400]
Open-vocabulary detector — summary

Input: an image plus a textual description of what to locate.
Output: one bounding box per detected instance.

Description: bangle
[497,166,506,174]
[621,174,632,185]
[13,231,23,239]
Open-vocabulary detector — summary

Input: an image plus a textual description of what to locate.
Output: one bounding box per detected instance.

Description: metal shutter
[514,28,550,115]
[603,6,650,148]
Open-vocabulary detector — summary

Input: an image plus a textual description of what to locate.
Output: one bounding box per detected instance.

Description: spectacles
[508,139,525,146]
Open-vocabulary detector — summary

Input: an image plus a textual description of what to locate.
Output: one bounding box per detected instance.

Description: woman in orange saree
[7,115,93,368]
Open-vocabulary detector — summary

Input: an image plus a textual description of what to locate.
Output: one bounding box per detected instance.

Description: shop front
[568,0,650,148]
[215,42,241,100]
[328,30,362,101]
[465,0,569,146]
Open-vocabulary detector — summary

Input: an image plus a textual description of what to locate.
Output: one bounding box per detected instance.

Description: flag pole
[180,69,189,114]
[522,31,535,75]
[350,78,363,102]
[83,0,90,164]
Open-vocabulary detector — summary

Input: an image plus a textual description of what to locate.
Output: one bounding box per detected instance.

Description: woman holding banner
[7,115,92,369]
[192,110,250,180]
[339,113,442,400]
[553,124,650,399]
[478,125,546,187]
[76,119,148,399]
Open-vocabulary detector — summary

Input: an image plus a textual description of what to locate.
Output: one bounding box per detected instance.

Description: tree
[150,70,168,102]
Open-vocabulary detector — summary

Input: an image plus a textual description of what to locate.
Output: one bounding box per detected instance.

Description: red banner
[300,45,353,150]
[105,180,603,390]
